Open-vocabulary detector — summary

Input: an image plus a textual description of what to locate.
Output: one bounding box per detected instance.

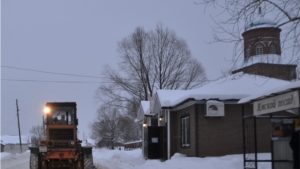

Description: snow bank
[92,148,272,169]
[0,152,11,159]
[0,147,272,169]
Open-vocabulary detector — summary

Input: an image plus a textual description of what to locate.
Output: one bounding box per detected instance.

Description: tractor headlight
[70,141,75,146]
[44,107,51,114]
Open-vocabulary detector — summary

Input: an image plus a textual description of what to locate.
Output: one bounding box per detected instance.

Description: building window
[181,116,190,147]
[246,47,251,58]
[270,43,276,54]
[256,44,263,55]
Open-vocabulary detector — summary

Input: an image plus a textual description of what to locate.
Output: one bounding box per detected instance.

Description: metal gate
[144,126,148,159]
[243,116,258,169]
[243,115,296,169]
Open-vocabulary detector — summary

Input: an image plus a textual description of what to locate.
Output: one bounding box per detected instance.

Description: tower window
[256,44,263,55]
[246,47,251,58]
[270,43,276,54]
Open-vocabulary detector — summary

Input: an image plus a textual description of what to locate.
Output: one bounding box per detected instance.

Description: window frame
[246,47,251,58]
[181,115,190,147]
[269,43,276,54]
[256,43,263,55]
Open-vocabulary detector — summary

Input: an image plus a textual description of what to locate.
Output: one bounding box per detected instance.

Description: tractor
[29,102,94,169]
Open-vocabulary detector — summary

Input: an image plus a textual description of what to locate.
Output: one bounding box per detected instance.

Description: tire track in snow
[1,152,30,169]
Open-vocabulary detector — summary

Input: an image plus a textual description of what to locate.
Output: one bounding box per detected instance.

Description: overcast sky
[1,1,235,139]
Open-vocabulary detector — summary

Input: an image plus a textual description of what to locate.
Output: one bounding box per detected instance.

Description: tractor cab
[44,102,78,125]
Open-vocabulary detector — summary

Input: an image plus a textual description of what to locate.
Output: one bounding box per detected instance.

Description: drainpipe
[142,120,144,155]
[167,109,170,159]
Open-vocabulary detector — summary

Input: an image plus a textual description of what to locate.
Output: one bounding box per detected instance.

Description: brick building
[137,16,298,160]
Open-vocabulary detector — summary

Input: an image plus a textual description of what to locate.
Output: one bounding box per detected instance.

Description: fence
[124,140,142,151]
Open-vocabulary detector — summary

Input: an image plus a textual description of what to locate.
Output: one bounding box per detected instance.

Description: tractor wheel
[83,154,93,169]
[76,160,82,169]
[29,153,39,169]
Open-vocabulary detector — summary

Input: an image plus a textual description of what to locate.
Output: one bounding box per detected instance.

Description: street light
[159,116,163,122]
[143,122,147,128]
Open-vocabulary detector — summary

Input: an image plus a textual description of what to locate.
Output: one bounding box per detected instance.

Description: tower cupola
[242,16,281,59]
[232,2,297,81]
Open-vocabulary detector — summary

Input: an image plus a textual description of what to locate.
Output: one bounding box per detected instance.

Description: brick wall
[232,63,297,81]
[242,27,281,58]
[170,103,272,158]
[197,104,245,157]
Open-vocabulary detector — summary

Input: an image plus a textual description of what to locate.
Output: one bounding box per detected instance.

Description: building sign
[253,90,299,116]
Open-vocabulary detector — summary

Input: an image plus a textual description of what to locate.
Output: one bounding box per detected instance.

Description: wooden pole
[16,99,22,153]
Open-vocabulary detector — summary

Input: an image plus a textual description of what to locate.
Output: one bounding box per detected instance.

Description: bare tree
[91,105,135,149]
[94,24,206,143]
[297,66,300,80]
[29,125,44,146]
[96,24,207,111]
[199,0,300,68]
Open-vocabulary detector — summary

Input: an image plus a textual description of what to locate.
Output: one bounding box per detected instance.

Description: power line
[2,65,106,79]
[2,65,210,83]
[1,79,105,83]
[20,113,38,127]
[1,115,17,133]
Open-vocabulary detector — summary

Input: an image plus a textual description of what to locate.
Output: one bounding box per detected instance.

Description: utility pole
[16,99,22,153]
[42,116,46,139]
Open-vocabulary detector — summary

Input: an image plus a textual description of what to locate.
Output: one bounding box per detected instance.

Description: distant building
[81,138,96,147]
[96,139,123,149]
[1,135,30,154]
[1,141,4,152]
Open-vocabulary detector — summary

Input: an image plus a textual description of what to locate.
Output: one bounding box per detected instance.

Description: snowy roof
[155,90,189,107]
[141,101,150,115]
[82,138,96,146]
[245,16,277,31]
[156,72,290,108]
[137,101,152,121]
[239,80,300,104]
[1,135,29,145]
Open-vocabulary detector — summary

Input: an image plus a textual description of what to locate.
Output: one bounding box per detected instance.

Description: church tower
[232,4,297,80]
[242,19,281,58]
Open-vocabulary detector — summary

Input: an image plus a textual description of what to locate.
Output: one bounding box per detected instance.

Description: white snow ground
[1,148,272,169]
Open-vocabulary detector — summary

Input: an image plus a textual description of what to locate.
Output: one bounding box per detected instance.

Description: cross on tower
[258,0,262,14]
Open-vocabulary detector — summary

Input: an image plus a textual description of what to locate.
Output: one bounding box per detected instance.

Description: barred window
[256,44,263,55]
[181,116,190,147]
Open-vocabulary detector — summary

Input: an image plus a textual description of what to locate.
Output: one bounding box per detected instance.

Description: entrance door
[148,126,165,159]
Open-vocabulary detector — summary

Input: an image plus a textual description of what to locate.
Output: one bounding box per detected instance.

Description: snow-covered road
[1,152,31,169]
[1,149,272,169]
[0,151,110,169]
[0,149,142,169]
